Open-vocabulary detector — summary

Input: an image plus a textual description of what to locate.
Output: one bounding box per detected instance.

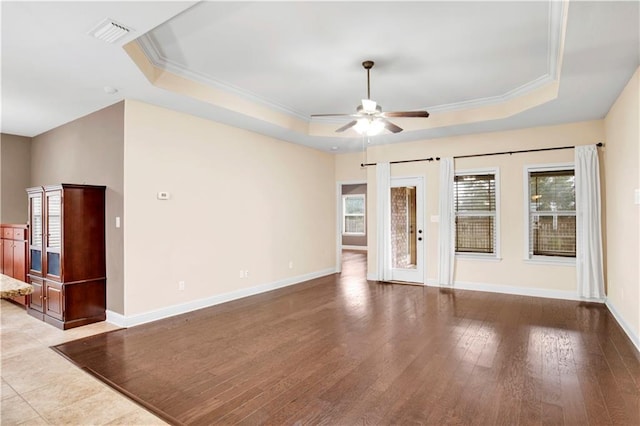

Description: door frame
[390,176,425,284]
[336,180,367,274]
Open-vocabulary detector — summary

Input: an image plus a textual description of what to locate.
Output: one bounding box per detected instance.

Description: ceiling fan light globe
[354,118,370,134]
[367,119,385,136]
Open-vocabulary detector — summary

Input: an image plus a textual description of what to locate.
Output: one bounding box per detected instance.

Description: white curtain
[376,162,392,281]
[575,145,605,299]
[438,157,455,286]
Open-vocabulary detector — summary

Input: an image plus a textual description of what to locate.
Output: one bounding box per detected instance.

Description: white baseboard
[425,279,598,302]
[605,299,640,354]
[342,245,368,251]
[106,267,337,328]
[106,310,126,327]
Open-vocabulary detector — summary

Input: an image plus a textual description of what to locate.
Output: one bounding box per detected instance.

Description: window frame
[342,194,366,236]
[454,168,501,260]
[523,162,576,265]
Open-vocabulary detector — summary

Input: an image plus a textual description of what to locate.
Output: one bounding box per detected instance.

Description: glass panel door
[390,177,424,283]
[29,193,43,274]
[45,191,62,278]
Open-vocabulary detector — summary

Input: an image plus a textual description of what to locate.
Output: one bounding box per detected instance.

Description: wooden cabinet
[26,184,106,330]
[0,224,29,306]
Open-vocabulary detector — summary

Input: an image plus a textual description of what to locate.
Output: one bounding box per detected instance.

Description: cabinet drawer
[1,227,26,241]
[13,228,26,241]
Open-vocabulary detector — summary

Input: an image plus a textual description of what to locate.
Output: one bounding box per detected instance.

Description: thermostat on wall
[157,191,170,200]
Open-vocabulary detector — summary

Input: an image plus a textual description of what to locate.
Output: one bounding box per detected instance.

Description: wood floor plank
[51,251,640,426]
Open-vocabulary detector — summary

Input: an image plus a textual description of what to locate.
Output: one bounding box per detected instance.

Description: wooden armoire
[26,184,106,329]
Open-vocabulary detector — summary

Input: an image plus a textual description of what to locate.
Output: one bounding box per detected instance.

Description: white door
[390,177,424,283]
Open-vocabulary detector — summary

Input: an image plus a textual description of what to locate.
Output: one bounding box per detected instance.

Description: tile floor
[0,300,166,425]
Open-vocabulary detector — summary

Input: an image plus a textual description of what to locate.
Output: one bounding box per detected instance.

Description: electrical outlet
[245,270,249,278]
[178,281,185,291]
[288,261,294,269]
[239,270,244,279]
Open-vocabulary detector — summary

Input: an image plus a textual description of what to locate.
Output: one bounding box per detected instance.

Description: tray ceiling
[1,1,638,152]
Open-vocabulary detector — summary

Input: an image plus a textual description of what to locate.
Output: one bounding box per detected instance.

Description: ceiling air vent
[89,18,132,44]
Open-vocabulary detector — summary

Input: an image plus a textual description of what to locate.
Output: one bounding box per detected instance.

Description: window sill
[455,254,502,262]
[342,233,366,236]
[524,256,575,266]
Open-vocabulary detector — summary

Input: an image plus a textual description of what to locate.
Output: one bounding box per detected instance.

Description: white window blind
[454,173,496,254]
[47,194,62,248]
[31,197,42,244]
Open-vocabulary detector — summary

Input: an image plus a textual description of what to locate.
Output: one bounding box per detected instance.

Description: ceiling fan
[311,60,429,135]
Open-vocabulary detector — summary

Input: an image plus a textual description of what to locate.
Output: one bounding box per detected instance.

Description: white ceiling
[2,1,638,153]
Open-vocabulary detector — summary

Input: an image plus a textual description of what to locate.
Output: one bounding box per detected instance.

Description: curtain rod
[360,157,440,167]
[359,142,603,167]
[454,142,603,159]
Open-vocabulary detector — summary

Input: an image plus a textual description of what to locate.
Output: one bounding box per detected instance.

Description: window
[343,194,365,235]
[454,171,497,256]
[526,166,576,258]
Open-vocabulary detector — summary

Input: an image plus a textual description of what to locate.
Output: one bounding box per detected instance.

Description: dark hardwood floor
[54,251,640,425]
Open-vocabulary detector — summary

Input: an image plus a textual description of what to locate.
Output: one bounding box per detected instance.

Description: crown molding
[427,0,567,114]
[136,35,309,122]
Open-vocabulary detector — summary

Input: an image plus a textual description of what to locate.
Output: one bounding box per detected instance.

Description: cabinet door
[12,240,27,282]
[29,191,44,276]
[45,190,62,280]
[28,277,44,312]
[44,281,63,320]
[3,239,14,276]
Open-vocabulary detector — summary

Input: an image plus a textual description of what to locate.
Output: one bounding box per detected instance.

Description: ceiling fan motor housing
[357,103,382,114]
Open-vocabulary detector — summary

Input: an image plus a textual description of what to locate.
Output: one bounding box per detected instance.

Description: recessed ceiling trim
[136,0,567,123]
[426,0,567,114]
[136,35,309,122]
[427,74,553,114]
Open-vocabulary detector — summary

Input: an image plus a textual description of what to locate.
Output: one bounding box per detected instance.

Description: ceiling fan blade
[380,111,430,118]
[311,113,357,118]
[383,120,403,133]
[336,120,358,133]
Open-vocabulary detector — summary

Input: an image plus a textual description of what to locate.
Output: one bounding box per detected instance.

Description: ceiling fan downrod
[363,60,374,100]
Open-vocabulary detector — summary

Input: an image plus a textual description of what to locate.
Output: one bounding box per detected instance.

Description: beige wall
[604,66,640,343]
[31,102,125,314]
[335,151,367,182]
[123,100,336,316]
[0,134,31,223]
[336,120,605,294]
